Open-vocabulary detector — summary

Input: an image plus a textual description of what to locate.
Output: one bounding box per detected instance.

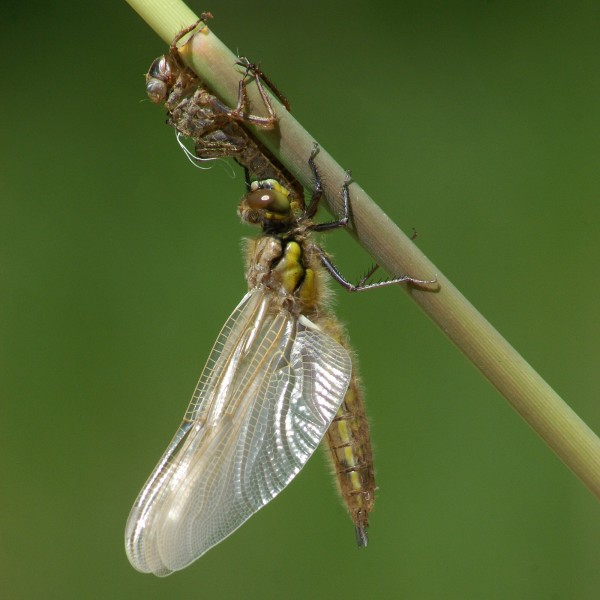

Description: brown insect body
[146,21,381,546]
[145,36,304,204]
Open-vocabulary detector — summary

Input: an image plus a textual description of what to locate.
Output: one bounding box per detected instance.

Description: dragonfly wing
[125,289,352,576]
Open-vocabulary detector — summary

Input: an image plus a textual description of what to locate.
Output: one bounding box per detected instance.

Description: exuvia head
[145,55,178,104]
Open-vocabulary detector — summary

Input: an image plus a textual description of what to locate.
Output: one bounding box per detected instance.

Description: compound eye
[146,79,168,103]
[245,189,290,214]
[147,56,170,80]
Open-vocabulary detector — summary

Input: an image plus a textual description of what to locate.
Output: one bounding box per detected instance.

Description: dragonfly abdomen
[324,368,375,547]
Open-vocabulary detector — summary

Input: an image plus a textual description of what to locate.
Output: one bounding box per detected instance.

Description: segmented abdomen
[325,368,375,546]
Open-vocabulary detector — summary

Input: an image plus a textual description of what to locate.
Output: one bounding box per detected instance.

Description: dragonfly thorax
[246,235,317,314]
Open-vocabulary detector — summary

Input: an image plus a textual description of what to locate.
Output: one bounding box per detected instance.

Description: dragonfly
[145,18,376,543]
[145,16,302,198]
[125,144,433,575]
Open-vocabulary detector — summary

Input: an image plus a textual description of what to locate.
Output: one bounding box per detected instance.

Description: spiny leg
[195,72,275,129]
[169,13,213,54]
[311,176,351,232]
[304,143,325,219]
[305,147,434,288]
[305,143,351,228]
[224,58,277,128]
[316,246,435,291]
[357,263,380,287]
[236,58,291,111]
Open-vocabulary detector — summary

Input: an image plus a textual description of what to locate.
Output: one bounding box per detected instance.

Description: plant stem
[125,0,600,497]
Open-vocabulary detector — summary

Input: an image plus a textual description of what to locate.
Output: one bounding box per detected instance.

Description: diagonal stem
[125,0,600,497]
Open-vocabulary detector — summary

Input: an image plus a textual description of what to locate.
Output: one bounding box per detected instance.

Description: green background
[2,1,599,598]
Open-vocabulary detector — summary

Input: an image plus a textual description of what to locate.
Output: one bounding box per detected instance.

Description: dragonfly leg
[306,145,436,290]
[193,76,275,130]
[314,244,435,291]
[306,144,351,229]
[169,14,213,54]
[223,59,277,128]
[236,58,291,111]
[304,143,324,218]
[244,166,252,191]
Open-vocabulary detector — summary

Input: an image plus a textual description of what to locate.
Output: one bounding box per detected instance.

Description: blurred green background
[2,1,599,598]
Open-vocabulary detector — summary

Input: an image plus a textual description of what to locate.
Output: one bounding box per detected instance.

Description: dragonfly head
[239,179,296,228]
[146,55,178,104]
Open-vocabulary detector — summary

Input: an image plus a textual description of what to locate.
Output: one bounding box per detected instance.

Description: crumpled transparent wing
[125,289,352,576]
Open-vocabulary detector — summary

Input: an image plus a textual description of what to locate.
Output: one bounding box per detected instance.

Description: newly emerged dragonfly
[145,16,302,198]
[125,145,432,575]
[145,20,377,543]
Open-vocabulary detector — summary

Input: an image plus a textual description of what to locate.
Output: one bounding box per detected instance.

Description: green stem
[125,0,600,497]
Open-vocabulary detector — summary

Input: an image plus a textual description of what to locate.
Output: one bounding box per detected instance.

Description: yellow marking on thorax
[274,241,304,294]
[298,268,315,309]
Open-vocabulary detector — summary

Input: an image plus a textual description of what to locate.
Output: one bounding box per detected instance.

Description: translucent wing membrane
[125,289,352,576]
